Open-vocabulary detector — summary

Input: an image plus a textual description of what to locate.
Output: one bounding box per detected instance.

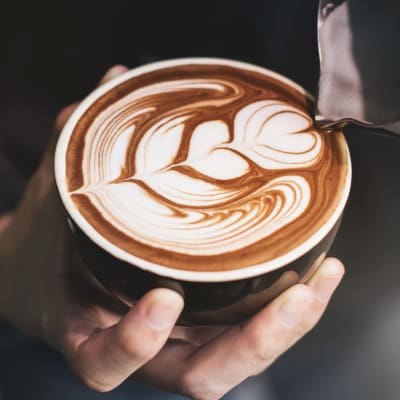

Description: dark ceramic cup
[55,58,352,325]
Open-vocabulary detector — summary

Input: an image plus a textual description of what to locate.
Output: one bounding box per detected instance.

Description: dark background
[2,1,400,399]
[0,0,319,212]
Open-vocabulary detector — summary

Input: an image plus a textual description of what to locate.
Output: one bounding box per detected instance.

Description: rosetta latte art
[73,80,320,254]
[66,63,346,271]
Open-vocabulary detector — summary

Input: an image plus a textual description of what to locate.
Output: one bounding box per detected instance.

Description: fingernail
[322,259,344,276]
[314,260,344,303]
[145,293,183,331]
[314,277,340,303]
[278,294,312,328]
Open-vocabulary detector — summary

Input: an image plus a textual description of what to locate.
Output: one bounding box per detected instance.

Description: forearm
[0,208,46,338]
[0,163,66,340]
[0,213,16,324]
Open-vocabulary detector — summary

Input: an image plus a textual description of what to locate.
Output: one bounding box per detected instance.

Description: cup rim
[55,57,352,283]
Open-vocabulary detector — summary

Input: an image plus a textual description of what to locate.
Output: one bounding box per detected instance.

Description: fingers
[306,257,345,303]
[173,285,312,399]
[299,257,345,332]
[54,103,80,133]
[68,288,183,392]
[135,326,230,392]
[171,258,345,400]
[98,64,128,86]
[170,324,230,346]
[0,213,14,236]
[136,340,197,393]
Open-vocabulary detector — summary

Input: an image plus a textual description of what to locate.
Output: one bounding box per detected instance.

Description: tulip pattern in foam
[71,76,323,256]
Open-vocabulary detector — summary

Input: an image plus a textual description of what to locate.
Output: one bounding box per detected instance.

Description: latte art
[65,61,347,271]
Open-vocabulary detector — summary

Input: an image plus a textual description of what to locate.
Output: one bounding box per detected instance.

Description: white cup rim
[55,57,352,283]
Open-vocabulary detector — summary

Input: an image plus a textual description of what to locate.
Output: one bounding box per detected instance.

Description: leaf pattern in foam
[82,105,155,189]
[185,120,250,180]
[134,114,188,176]
[133,100,319,207]
[232,100,322,169]
[85,175,310,254]
[74,97,321,255]
[143,170,245,207]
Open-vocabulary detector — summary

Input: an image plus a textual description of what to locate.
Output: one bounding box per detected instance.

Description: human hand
[0,66,345,400]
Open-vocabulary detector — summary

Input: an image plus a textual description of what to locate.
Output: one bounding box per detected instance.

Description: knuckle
[286,315,321,348]
[282,317,316,346]
[251,365,269,377]
[116,329,153,361]
[304,316,319,332]
[249,330,277,363]
[121,340,149,361]
[178,371,222,400]
[79,373,114,393]
[301,305,325,332]
[177,371,198,398]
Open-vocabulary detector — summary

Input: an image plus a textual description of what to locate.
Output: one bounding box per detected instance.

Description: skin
[0,66,345,400]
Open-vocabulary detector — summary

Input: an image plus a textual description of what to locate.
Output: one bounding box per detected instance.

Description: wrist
[0,191,66,342]
[0,219,40,337]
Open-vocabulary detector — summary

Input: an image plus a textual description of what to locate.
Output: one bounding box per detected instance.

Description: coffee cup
[55,58,351,324]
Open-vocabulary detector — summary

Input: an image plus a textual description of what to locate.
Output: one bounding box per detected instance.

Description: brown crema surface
[66,63,348,271]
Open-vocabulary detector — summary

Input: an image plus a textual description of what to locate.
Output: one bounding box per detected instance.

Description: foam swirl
[66,63,347,271]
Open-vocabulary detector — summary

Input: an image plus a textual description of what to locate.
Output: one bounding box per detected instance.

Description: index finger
[177,259,344,399]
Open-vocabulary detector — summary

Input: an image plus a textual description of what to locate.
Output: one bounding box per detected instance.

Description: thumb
[70,288,183,392]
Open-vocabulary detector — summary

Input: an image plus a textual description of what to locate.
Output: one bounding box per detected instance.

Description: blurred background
[1,0,400,399]
[0,0,320,212]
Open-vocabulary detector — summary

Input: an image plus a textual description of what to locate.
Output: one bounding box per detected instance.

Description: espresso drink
[64,60,348,272]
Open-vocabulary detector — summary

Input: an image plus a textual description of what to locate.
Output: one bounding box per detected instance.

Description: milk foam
[71,79,321,255]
